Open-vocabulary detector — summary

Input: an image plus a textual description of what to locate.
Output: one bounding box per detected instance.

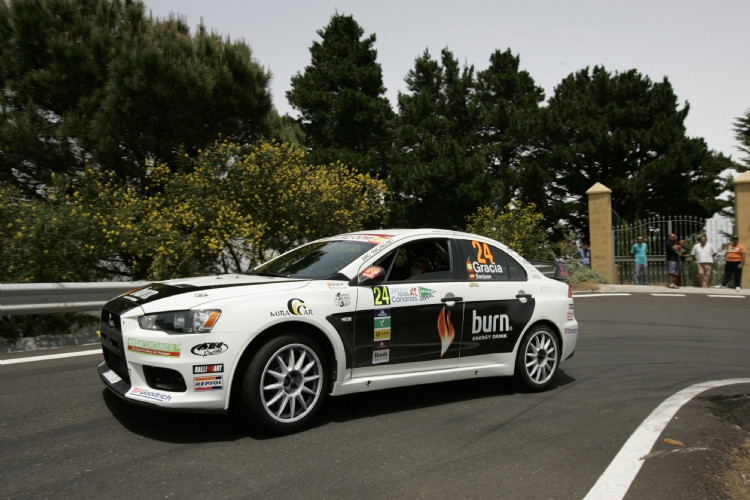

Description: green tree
[472,49,545,205]
[465,202,552,260]
[537,66,733,236]
[1,141,388,282]
[389,48,489,229]
[287,13,394,175]
[0,0,272,193]
[734,108,750,169]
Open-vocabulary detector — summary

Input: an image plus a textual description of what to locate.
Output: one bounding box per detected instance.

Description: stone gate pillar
[586,182,614,283]
[734,171,750,289]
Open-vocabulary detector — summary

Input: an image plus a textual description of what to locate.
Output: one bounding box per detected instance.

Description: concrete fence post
[586,183,615,283]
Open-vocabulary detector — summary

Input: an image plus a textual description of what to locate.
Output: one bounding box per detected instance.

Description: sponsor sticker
[361,266,383,280]
[374,328,391,341]
[123,286,160,302]
[470,310,512,341]
[271,298,314,317]
[193,364,224,374]
[191,342,228,357]
[129,387,172,402]
[373,315,391,330]
[437,306,456,357]
[373,337,390,364]
[374,308,391,340]
[334,292,351,307]
[385,286,438,304]
[127,338,180,357]
[194,375,223,391]
[372,348,390,364]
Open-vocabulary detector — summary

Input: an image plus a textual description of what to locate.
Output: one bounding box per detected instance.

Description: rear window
[458,239,527,281]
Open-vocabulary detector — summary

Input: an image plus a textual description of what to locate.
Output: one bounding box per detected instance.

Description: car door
[453,237,538,366]
[350,237,465,378]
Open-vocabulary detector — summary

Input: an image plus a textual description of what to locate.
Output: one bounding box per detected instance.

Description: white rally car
[97,229,578,433]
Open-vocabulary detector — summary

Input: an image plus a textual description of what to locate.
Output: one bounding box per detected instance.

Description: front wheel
[515,325,559,391]
[241,334,328,434]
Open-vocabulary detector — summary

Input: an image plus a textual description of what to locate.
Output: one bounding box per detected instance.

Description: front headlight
[138,310,221,334]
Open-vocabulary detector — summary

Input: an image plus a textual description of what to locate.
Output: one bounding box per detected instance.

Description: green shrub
[0,314,99,342]
[568,267,610,284]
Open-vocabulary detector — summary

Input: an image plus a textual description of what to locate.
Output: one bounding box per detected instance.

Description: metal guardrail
[0,282,150,316]
[0,264,568,316]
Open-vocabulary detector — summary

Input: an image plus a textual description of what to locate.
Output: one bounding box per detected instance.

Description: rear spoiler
[528,260,570,281]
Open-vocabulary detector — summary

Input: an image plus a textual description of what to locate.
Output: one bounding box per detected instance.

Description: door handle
[516,292,532,299]
[441,296,463,303]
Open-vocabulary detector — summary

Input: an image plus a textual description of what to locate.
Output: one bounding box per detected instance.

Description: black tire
[241,334,328,434]
[515,325,559,391]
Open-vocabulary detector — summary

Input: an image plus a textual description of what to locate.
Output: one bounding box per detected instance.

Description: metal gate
[612,215,734,285]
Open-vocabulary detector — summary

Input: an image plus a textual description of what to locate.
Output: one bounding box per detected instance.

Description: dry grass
[711,435,750,499]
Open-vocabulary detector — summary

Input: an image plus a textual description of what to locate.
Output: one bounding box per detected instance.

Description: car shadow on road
[101,370,576,442]
[321,370,576,425]
[101,389,252,442]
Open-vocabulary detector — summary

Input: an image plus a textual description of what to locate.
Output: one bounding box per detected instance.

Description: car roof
[326,228,472,241]
[324,228,523,261]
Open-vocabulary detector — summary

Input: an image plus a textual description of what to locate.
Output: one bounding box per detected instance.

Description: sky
[144,0,749,161]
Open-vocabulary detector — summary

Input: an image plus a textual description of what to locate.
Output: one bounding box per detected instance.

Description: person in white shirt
[690,235,717,287]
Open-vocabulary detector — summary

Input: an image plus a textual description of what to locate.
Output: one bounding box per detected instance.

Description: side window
[458,239,527,282]
[373,238,452,282]
[504,251,527,280]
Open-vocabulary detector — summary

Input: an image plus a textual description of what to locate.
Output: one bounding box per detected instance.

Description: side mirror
[358,266,386,286]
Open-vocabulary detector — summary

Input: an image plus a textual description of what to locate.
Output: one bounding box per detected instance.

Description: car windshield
[251,240,374,279]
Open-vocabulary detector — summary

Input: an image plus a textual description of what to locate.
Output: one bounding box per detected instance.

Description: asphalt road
[1,292,749,499]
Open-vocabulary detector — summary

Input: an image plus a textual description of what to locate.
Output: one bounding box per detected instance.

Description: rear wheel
[515,325,559,391]
[241,334,328,434]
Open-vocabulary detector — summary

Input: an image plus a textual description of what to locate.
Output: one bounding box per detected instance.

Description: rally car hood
[112,274,316,314]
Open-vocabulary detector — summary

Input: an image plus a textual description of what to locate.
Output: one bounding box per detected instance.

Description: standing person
[665,233,680,289]
[572,243,591,269]
[630,236,648,285]
[691,235,717,288]
[716,236,747,291]
[678,238,691,286]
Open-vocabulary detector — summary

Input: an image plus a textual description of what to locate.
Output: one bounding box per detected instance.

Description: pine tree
[538,66,733,234]
[388,48,488,229]
[287,13,394,175]
[0,0,272,193]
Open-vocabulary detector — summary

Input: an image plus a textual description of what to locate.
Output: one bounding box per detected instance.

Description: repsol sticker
[194,375,223,391]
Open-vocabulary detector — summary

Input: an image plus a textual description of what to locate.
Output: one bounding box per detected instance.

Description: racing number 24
[373,286,391,306]
[471,240,495,264]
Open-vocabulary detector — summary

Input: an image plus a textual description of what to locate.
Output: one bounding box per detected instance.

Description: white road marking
[573,293,632,298]
[650,293,686,297]
[0,349,101,365]
[583,378,750,500]
[708,295,746,299]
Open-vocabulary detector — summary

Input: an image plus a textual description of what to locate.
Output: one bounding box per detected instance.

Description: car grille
[99,308,130,384]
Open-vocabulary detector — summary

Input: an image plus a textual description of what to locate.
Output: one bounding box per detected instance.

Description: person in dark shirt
[665,233,680,289]
[571,243,591,269]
